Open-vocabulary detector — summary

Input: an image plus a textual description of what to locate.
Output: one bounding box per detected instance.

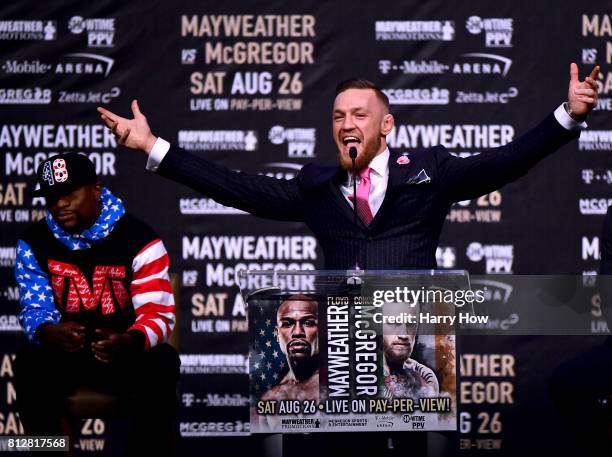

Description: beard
[384,340,413,366]
[337,134,382,172]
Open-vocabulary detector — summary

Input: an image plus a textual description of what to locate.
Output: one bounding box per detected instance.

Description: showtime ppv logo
[579,131,612,151]
[0,20,56,40]
[375,20,455,41]
[383,87,449,105]
[466,242,513,273]
[68,16,115,47]
[178,130,257,151]
[268,126,316,157]
[465,16,513,47]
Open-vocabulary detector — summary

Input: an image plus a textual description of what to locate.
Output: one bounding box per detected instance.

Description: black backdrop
[0,1,611,455]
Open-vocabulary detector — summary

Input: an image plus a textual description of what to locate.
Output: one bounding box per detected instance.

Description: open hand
[97,100,157,153]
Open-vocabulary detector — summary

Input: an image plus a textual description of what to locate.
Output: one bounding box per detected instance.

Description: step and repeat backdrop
[0,0,611,455]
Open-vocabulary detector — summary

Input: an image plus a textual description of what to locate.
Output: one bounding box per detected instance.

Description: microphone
[349,146,358,223]
[348,146,361,273]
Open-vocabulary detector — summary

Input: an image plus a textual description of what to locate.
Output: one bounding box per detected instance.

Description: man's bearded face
[332,88,391,171]
[382,302,418,366]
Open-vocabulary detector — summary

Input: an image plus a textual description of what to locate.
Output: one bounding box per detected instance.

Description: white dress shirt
[339,148,389,217]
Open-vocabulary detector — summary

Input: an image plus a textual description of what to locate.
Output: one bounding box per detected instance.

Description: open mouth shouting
[341,135,361,153]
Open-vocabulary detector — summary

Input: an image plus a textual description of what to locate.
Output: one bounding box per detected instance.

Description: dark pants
[14,342,180,456]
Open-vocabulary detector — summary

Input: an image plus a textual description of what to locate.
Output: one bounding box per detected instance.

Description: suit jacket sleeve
[437,112,580,202]
[157,145,305,222]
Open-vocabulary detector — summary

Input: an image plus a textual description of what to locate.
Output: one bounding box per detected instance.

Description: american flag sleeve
[129,239,176,349]
[14,239,61,342]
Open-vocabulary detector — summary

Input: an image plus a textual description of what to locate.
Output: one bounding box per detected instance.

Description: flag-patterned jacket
[14,187,175,350]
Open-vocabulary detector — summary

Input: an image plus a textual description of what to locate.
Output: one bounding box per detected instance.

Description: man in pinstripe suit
[98,64,598,271]
[99,65,598,454]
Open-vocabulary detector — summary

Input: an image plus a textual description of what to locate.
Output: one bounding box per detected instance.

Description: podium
[237,269,470,434]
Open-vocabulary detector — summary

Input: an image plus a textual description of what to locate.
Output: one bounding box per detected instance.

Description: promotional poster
[247,277,462,433]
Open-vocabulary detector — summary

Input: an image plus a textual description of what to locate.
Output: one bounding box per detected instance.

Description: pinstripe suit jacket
[158,113,578,269]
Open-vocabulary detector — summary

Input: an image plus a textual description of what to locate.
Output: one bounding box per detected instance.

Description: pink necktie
[355,167,373,225]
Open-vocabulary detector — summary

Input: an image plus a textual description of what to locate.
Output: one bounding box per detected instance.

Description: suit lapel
[387,152,414,188]
[328,167,369,229]
[369,151,413,229]
[318,152,415,231]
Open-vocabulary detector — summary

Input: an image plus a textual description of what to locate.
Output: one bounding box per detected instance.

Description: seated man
[13,153,179,455]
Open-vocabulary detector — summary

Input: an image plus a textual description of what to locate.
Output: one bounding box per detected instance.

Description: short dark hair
[335,79,389,111]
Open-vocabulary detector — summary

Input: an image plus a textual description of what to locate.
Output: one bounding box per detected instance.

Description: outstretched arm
[440,64,599,203]
[97,101,305,221]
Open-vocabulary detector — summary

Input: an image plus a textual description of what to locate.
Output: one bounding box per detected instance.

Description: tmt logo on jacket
[48,259,129,315]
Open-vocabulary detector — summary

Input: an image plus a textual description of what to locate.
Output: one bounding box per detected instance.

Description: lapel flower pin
[396,153,410,165]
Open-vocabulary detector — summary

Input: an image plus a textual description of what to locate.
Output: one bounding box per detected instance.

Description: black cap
[33,153,97,198]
